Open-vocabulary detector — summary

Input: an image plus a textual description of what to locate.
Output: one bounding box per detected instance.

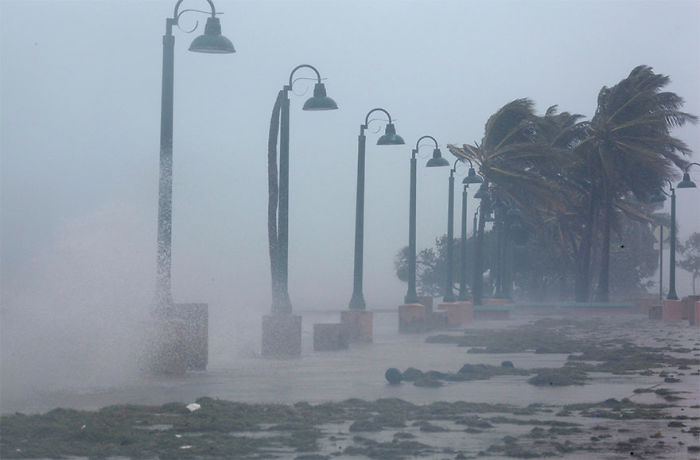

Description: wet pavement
[1,309,699,458]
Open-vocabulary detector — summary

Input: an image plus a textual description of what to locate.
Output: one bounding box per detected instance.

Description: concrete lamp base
[399,303,426,333]
[262,313,302,358]
[173,303,208,371]
[146,302,208,375]
[437,301,473,326]
[148,318,188,375]
[341,310,373,343]
[662,299,684,322]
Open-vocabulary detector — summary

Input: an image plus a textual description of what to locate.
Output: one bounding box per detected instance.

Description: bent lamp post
[263,64,337,357]
[151,0,233,374]
[404,136,449,304]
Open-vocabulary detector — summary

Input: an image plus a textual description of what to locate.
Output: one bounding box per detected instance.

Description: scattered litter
[80,425,86,430]
[180,445,192,449]
[175,434,182,438]
[186,403,201,412]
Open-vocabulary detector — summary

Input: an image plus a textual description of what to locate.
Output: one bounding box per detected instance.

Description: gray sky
[2,0,699,316]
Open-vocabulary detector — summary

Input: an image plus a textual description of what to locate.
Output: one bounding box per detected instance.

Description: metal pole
[349,127,367,309]
[667,187,678,300]
[659,224,663,302]
[444,170,456,302]
[156,19,176,314]
[493,206,505,298]
[458,185,468,301]
[274,90,292,312]
[405,150,418,303]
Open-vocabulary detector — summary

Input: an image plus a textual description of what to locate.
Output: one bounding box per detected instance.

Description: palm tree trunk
[596,200,612,302]
[575,191,596,302]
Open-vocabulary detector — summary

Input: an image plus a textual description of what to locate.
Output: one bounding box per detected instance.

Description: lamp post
[273,65,338,313]
[405,136,449,304]
[472,183,490,305]
[263,65,337,357]
[651,180,679,300]
[458,161,483,301]
[349,108,404,310]
[155,0,234,314]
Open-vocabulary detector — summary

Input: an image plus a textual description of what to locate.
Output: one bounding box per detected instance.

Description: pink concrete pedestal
[341,310,373,343]
[437,301,473,326]
[662,299,684,321]
[398,303,426,333]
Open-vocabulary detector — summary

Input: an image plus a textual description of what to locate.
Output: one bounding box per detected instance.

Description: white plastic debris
[180,445,193,449]
[186,403,201,412]
[175,434,183,438]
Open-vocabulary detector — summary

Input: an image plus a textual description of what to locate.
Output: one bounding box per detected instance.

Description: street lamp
[472,183,491,305]
[677,162,699,189]
[458,161,483,301]
[349,108,404,310]
[651,180,680,300]
[272,64,338,314]
[155,0,234,314]
[405,136,448,304]
[437,159,481,302]
[262,65,337,357]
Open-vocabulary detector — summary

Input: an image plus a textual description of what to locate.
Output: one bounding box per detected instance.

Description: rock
[414,377,443,387]
[501,361,515,368]
[385,367,403,384]
[402,367,424,381]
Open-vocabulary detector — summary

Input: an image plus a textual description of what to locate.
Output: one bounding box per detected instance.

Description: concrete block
[693,301,700,327]
[398,303,426,333]
[418,296,434,314]
[262,314,302,358]
[341,310,373,343]
[682,296,700,321]
[313,323,349,351]
[437,301,473,326]
[149,318,188,375]
[173,303,208,371]
[662,299,684,322]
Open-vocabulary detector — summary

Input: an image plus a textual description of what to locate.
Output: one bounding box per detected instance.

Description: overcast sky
[2,0,699,321]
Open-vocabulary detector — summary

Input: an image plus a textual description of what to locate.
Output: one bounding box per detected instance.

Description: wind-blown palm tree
[449,99,572,304]
[576,65,697,301]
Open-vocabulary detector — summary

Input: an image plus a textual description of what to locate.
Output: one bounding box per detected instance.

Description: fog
[1,0,699,405]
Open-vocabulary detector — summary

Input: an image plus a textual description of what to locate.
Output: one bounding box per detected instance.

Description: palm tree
[576,65,697,301]
[448,99,572,303]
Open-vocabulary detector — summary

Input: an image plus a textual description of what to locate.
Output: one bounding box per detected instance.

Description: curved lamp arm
[684,162,700,173]
[173,0,217,18]
[286,64,322,90]
[414,135,438,152]
[363,108,393,128]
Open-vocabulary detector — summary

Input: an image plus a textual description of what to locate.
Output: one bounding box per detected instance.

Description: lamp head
[377,123,405,145]
[302,83,338,111]
[474,183,489,199]
[677,172,697,189]
[425,148,450,167]
[462,167,483,184]
[189,17,235,54]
